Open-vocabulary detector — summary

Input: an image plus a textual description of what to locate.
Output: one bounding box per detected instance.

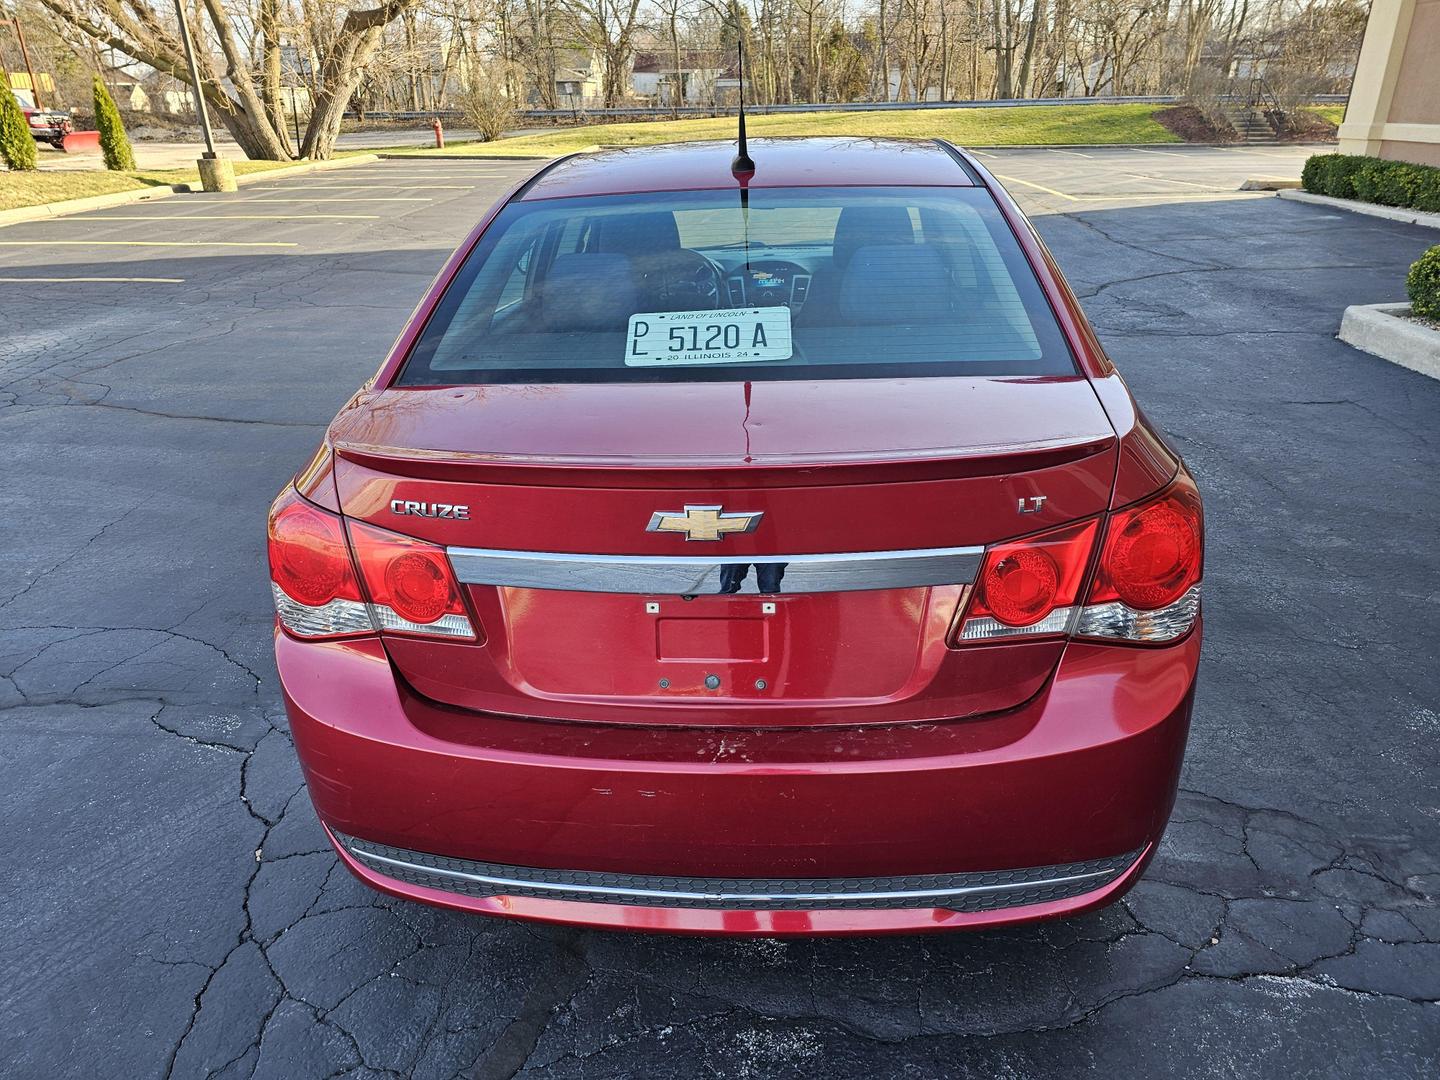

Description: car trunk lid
[330,376,1117,727]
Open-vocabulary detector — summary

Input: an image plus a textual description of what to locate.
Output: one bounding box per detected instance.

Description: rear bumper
[279,627,1198,935]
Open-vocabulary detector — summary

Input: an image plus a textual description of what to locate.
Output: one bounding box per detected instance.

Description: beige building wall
[1338,0,1440,166]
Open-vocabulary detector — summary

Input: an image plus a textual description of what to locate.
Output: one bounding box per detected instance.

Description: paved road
[2,154,1437,1079]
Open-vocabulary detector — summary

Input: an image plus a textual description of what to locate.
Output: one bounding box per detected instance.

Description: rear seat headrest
[538,253,639,331]
[838,245,950,325]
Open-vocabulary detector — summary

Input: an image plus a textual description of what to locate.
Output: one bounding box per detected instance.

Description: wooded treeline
[6,0,1365,160]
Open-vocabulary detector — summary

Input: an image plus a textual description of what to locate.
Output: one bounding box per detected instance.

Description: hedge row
[1301,153,1440,214]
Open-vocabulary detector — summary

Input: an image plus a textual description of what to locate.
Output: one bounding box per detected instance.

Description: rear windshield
[397,186,1075,385]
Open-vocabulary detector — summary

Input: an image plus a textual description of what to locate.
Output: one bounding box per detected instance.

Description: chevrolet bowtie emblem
[646,505,764,542]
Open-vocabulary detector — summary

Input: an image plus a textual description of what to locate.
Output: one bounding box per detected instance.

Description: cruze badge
[647,505,763,541]
[390,499,470,520]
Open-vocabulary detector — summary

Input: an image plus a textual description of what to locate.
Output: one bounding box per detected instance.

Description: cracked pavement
[2,152,1438,1078]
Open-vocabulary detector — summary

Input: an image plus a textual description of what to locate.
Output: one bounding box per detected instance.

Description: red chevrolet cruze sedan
[268,138,1202,935]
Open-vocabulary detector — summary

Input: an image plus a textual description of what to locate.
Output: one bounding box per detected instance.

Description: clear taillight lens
[955,519,1099,642]
[348,520,476,639]
[267,488,373,639]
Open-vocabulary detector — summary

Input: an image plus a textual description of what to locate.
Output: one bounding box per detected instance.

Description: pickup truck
[23,107,74,149]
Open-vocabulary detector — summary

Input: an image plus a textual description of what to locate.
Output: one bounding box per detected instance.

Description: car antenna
[731,30,754,179]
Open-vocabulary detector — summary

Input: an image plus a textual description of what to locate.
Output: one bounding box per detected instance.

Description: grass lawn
[0,153,369,213]
[1307,105,1345,127]
[392,102,1183,158]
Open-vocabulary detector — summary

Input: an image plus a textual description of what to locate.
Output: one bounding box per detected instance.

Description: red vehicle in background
[22,106,73,149]
[269,137,1203,935]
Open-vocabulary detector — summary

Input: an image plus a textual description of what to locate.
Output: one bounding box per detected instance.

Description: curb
[1277,189,1440,230]
[0,153,380,229]
[378,151,567,160]
[1239,178,1300,191]
[0,183,186,227]
[1338,302,1440,381]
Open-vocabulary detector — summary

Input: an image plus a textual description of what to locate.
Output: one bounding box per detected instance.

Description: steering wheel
[637,249,723,310]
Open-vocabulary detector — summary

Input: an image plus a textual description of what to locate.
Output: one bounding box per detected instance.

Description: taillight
[1076,476,1202,644]
[955,520,1099,642]
[267,487,372,639]
[953,473,1203,647]
[348,520,476,639]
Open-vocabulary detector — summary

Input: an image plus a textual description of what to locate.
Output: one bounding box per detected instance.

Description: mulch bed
[1266,109,1339,142]
[1154,105,1238,144]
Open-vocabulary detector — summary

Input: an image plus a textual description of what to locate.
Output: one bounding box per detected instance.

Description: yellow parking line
[0,275,184,283]
[67,214,382,221]
[239,197,432,203]
[1069,192,1261,202]
[297,184,477,190]
[0,239,298,247]
[992,173,1079,201]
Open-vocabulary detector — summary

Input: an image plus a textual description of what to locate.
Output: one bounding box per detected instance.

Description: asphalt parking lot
[2,147,1438,1079]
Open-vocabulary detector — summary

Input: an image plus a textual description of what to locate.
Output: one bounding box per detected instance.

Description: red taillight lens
[267,488,372,639]
[348,520,476,639]
[956,519,1099,641]
[384,551,453,623]
[982,547,1060,626]
[1090,481,1203,611]
[268,489,361,606]
[1074,474,1204,645]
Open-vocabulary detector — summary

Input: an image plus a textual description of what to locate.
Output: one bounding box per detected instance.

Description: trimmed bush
[1411,169,1440,214]
[1303,152,1440,212]
[1300,153,1335,194]
[0,87,37,171]
[1409,246,1440,322]
[92,76,135,171]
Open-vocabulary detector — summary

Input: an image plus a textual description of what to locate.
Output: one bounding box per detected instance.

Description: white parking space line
[0,275,185,283]
[1124,173,1226,190]
[0,239,298,247]
[1048,149,1098,159]
[1129,147,1195,158]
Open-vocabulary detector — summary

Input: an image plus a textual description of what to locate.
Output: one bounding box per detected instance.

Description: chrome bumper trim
[334,832,1140,912]
[446,544,984,595]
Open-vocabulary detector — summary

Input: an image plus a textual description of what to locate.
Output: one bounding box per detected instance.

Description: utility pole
[11,16,42,109]
[171,0,235,190]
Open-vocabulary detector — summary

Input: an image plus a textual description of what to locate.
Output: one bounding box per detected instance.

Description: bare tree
[35,0,420,159]
[561,0,646,106]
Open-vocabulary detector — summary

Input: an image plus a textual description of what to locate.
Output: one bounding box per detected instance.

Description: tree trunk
[940,3,950,100]
[878,0,889,101]
[1016,0,1047,99]
[302,19,389,158]
[670,5,681,115]
[259,0,290,155]
[202,0,294,157]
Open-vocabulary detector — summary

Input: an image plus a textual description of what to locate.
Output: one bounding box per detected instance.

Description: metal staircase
[1224,78,1284,145]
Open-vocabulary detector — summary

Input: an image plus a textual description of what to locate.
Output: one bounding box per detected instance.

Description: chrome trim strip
[446,544,984,595]
[345,844,1121,906]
